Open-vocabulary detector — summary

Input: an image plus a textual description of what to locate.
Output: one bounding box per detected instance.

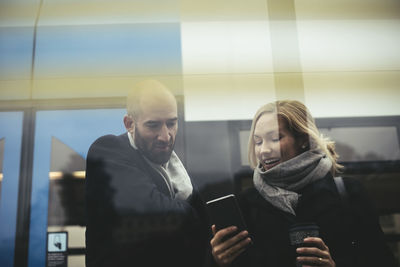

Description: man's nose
[157,124,170,142]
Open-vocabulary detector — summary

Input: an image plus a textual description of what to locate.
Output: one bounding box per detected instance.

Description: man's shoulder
[91,133,127,146]
[88,133,129,151]
[87,133,137,159]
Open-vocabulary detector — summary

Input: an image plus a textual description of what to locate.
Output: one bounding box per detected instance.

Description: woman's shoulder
[336,176,372,204]
[308,174,366,198]
[323,176,383,232]
[341,176,365,192]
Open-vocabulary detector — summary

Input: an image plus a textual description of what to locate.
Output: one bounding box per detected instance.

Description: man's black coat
[85,133,209,267]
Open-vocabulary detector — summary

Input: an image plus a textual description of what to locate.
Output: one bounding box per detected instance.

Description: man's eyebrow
[167,117,178,122]
[144,118,178,124]
[144,120,160,124]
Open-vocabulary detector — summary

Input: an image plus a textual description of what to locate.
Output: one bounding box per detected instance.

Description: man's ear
[123,115,135,133]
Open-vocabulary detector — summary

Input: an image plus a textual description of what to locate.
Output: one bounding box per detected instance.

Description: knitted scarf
[127,132,193,200]
[253,146,332,215]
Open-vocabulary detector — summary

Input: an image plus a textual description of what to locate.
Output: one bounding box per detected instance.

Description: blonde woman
[210,101,395,267]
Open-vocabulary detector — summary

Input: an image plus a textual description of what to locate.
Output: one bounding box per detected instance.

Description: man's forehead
[137,108,178,123]
[142,116,178,123]
[141,100,176,113]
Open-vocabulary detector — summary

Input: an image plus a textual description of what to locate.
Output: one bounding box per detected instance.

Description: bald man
[85,80,209,267]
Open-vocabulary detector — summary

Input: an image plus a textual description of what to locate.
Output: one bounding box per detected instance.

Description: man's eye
[146,123,159,129]
[167,122,176,128]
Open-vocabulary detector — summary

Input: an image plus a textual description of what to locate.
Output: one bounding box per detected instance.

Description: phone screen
[206,194,247,233]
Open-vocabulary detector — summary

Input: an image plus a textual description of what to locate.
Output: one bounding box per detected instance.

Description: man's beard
[134,130,174,165]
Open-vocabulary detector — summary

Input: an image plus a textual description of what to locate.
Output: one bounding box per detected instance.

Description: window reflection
[0,138,4,198]
[47,137,86,266]
[319,127,400,162]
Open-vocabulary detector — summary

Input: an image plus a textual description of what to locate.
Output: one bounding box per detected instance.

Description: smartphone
[206,194,247,235]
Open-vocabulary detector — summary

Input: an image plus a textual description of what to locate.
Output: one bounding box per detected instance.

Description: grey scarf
[127,132,193,200]
[253,146,332,215]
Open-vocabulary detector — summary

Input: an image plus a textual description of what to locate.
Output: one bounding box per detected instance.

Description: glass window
[319,126,400,162]
[28,109,125,267]
[0,112,23,267]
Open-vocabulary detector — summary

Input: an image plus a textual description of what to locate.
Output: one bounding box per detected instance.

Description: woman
[210,100,396,267]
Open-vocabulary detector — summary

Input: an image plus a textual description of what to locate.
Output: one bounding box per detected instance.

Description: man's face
[133,97,178,165]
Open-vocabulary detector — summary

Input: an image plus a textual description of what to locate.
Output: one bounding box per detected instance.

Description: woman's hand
[296,237,336,267]
[210,225,252,267]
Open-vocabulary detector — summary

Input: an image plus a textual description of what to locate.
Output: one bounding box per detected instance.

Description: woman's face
[254,113,303,171]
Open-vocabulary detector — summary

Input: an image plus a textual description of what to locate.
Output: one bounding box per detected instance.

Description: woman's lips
[262,158,280,170]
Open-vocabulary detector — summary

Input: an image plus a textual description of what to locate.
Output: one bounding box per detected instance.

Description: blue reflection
[0,27,34,79]
[34,23,182,77]
[0,112,23,267]
[28,109,125,267]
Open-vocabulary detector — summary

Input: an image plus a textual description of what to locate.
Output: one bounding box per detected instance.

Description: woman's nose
[260,142,272,154]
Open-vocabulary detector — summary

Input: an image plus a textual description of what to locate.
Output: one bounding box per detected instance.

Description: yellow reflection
[0,172,86,181]
[49,171,85,180]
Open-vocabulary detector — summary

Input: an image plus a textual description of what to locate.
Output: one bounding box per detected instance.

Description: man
[85,80,209,267]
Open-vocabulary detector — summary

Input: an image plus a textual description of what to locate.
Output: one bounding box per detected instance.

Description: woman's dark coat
[234,174,396,267]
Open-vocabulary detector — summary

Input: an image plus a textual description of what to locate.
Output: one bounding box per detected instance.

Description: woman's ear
[297,135,309,151]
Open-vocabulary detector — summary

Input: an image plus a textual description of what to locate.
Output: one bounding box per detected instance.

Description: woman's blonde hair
[248,100,343,175]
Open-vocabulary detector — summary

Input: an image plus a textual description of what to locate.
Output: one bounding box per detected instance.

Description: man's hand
[296,237,336,267]
[210,225,252,267]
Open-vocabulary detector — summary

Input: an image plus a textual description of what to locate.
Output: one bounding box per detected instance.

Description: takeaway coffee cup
[289,223,320,267]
